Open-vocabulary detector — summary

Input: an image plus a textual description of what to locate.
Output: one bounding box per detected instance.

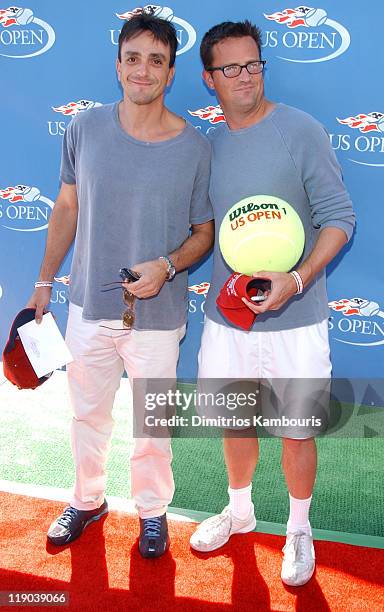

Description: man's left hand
[242,271,298,314]
[123,259,168,299]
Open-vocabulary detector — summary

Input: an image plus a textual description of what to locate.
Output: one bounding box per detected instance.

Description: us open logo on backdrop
[0,185,54,231]
[330,112,384,168]
[263,6,350,63]
[329,298,384,347]
[51,275,69,305]
[47,99,103,137]
[0,6,55,58]
[111,5,196,55]
[188,104,225,135]
[188,282,210,316]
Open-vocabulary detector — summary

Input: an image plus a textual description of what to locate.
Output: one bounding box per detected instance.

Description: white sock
[228,484,253,520]
[287,494,312,535]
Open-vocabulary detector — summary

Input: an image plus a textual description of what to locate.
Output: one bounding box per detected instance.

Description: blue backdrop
[1,1,383,382]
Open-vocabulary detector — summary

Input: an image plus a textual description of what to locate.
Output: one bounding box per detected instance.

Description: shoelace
[57,506,80,528]
[143,517,162,538]
[284,532,308,563]
[201,508,231,535]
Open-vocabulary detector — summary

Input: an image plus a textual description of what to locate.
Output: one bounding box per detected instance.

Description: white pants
[65,303,185,518]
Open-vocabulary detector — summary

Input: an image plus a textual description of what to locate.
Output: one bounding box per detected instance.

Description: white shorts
[197,318,331,439]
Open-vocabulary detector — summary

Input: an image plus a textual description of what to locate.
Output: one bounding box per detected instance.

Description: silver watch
[159,256,176,281]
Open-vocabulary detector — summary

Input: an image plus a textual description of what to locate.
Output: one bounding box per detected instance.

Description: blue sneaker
[139,514,170,558]
[47,500,108,546]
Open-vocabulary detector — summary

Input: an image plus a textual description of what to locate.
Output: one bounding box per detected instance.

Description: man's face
[116,31,174,105]
[203,36,264,115]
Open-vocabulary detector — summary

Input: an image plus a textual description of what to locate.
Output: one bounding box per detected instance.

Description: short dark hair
[118,13,178,67]
[200,20,263,69]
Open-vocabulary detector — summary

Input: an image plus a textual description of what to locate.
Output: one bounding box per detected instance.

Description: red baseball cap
[2,308,53,390]
[216,273,271,330]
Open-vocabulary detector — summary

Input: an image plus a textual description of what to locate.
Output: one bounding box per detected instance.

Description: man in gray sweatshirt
[190,20,355,586]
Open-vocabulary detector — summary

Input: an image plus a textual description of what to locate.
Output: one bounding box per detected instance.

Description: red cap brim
[216,303,256,330]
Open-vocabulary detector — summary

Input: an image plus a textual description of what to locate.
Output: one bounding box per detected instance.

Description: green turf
[0,376,132,499]
[171,437,384,537]
[0,374,383,537]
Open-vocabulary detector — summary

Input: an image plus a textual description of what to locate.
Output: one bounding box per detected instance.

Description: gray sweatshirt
[204,103,355,331]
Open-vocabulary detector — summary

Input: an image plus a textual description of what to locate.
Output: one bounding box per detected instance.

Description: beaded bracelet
[34,281,53,288]
[289,270,304,295]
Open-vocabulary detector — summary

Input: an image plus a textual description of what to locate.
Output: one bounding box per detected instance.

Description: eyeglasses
[207,60,266,78]
[100,281,136,331]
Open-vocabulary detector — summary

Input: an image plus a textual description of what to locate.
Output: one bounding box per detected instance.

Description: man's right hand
[24,182,78,324]
[26,287,53,324]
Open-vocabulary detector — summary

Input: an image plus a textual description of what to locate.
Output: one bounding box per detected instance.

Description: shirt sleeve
[60,119,77,185]
[292,118,355,241]
[189,139,214,225]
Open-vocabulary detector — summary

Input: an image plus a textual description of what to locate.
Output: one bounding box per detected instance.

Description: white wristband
[289,270,303,295]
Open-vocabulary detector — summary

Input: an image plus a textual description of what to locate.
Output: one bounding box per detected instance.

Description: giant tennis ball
[219,195,305,275]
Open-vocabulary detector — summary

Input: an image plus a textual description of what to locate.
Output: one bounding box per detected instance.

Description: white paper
[17,312,73,378]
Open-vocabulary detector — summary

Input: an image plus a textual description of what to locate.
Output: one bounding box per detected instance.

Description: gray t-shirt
[60,102,213,330]
[205,103,355,331]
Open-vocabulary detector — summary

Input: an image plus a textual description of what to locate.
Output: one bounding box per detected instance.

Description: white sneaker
[190,505,256,552]
[281,531,315,586]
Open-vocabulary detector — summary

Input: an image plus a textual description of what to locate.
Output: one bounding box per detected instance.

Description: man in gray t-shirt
[27,14,213,558]
[189,20,354,587]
